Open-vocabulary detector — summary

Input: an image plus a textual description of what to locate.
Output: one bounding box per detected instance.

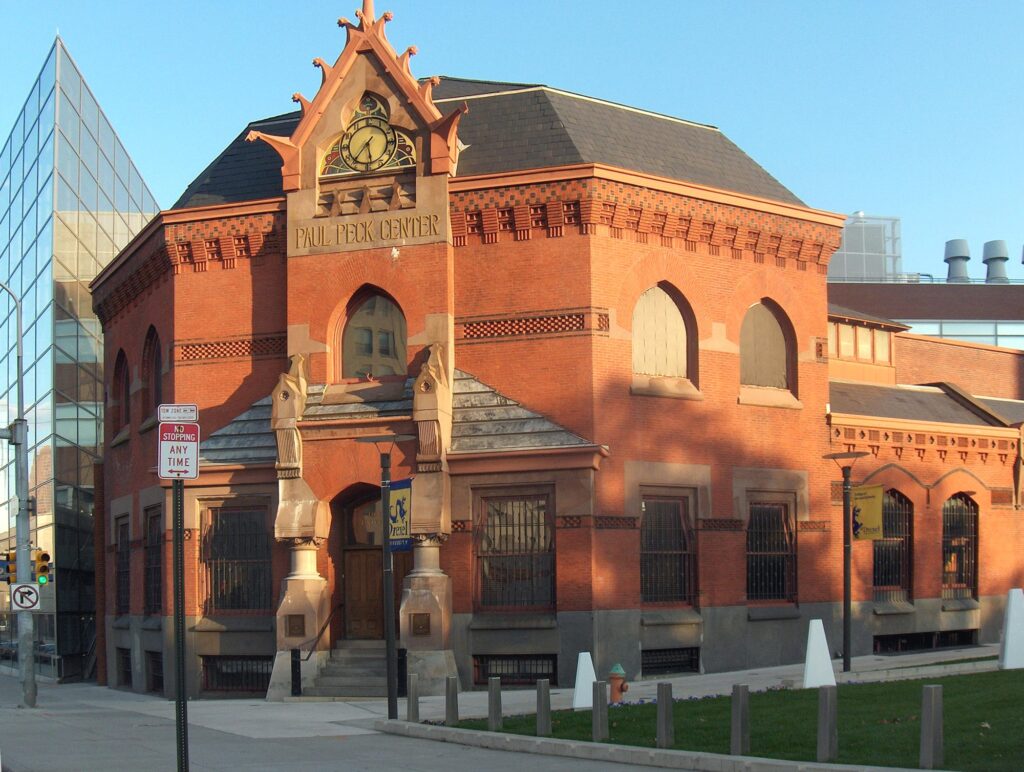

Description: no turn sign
[158,422,201,480]
[11,583,40,612]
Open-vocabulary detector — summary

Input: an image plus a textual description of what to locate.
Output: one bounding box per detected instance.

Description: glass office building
[0,39,157,679]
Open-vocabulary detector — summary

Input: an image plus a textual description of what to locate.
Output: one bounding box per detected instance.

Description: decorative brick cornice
[594,516,637,529]
[175,333,287,363]
[448,176,841,271]
[829,416,1018,468]
[698,518,744,531]
[92,209,286,326]
[457,307,609,343]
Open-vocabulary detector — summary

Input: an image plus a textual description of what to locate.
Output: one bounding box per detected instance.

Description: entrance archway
[329,485,412,642]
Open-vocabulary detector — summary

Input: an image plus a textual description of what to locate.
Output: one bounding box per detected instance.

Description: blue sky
[4,0,1023,279]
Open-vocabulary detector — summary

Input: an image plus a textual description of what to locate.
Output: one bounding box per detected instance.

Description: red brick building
[92,3,1024,697]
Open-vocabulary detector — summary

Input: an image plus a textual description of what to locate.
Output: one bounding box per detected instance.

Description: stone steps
[307,639,388,698]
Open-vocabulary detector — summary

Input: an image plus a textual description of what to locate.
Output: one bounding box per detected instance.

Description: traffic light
[3,550,14,584]
[34,550,51,585]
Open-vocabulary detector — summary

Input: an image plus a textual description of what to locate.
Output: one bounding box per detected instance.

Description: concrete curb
[375,720,932,772]
[836,658,996,684]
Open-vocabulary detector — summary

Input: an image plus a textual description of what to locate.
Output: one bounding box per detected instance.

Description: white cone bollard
[803,618,837,688]
[999,588,1024,670]
[572,652,598,710]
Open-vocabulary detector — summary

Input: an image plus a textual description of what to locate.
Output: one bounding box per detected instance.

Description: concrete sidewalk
[0,645,996,771]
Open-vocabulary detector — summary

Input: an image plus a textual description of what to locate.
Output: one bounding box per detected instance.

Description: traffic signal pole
[0,280,35,708]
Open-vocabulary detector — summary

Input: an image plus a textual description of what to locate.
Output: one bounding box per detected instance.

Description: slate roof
[827,303,909,331]
[173,77,801,209]
[977,397,1024,426]
[451,369,592,453]
[829,382,997,427]
[198,369,593,465]
[199,397,276,465]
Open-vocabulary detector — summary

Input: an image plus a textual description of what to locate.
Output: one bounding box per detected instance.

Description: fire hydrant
[609,663,628,703]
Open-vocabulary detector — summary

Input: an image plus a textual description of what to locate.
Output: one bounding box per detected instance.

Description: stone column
[275,538,329,652]
[399,534,458,695]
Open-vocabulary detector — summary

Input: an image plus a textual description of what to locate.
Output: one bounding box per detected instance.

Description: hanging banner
[852,484,884,540]
[388,478,413,552]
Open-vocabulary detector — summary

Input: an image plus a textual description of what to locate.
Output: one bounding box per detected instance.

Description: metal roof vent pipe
[983,240,1010,284]
[944,239,971,283]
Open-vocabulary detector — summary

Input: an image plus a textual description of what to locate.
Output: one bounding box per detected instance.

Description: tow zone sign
[158,422,200,480]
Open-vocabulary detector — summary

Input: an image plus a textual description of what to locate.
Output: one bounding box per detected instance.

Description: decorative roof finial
[355,0,376,28]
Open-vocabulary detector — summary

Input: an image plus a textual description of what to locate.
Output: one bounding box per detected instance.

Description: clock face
[340,116,398,173]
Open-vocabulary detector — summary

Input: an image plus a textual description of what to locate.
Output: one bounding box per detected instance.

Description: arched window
[341,291,407,378]
[873,490,912,603]
[112,349,130,432]
[740,301,795,391]
[141,327,162,417]
[942,493,978,601]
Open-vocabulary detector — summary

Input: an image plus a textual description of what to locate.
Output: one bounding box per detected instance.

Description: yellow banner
[852,485,884,541]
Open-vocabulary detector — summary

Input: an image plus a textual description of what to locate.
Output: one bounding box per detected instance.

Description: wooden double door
[332,494,412,640]
[343,548,412,639]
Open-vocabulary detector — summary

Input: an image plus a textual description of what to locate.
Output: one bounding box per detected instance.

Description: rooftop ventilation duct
[944,239,971,283]
[982,240,1010,284]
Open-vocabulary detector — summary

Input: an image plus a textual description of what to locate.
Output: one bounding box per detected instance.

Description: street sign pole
[173,477,189,772]
[157,404,199,772]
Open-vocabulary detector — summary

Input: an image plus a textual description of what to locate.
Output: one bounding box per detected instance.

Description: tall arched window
[630,282,696,387]
[740,301,795,391]
[873,490,912,603]
[112,349,130,432]
[141,327,162,417]
[942,493,978,601]
[341,291,407,378]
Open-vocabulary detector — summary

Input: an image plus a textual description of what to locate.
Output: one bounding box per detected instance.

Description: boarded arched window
[113,349,130,431]
[740,302,793,390]
[632,283,697,383]
[341,292,407,378]
[141,327,162,417]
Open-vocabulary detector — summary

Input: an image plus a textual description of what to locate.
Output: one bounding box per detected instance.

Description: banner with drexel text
[388,478,413,552]
[852,484,884,540]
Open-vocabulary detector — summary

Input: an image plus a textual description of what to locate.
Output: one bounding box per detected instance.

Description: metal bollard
[919,684,943,769]
[488,676,503,731]
[406,673,419,723]
[536,678,552,737]
[816,685,838,762]
[591,680,608,741]
[730,684,750,755]
[445,675,459,726]
[290,648,301,697]
[656,682,674,749]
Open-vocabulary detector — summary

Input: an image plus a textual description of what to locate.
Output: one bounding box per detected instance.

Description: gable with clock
[247,5,465,257]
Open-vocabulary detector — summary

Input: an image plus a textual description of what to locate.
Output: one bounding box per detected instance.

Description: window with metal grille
[116,647,132,688]
[746,503,796,601]
[116,517,130,616]
[873,490,912,603]
[144,506,163,615]
[942,493,978,600]
[201,655,273,693]
[473,654,557,686]
[641,647,700,675]
[475,492,554,611]
[641,497,696,604]
[146,650,164,693]
[201,506,272,613]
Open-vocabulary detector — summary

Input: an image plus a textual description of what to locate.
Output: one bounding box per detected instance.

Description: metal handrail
[298,604,343,662]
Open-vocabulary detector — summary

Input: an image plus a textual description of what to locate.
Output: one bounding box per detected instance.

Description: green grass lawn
[457,670,1024,771]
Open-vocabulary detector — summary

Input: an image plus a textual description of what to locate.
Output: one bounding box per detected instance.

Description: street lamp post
[824,451,868,673]
[355,433,415,720]
[0,281,34,707]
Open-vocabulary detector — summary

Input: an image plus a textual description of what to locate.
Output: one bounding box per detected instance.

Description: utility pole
[0,280,35,707]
